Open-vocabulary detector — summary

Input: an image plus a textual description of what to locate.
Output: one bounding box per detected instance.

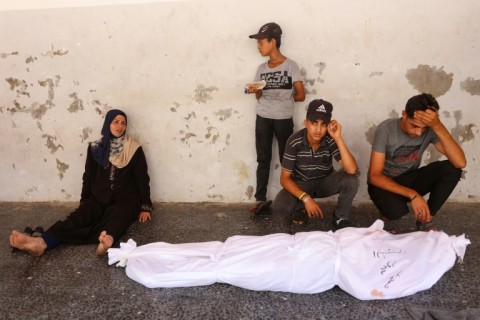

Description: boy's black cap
[306,99,333,122]
[249,22,282,39]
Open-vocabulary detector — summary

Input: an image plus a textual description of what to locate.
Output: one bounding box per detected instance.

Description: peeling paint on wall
[56,159,69,180]
[68,92,84,112]
[315,62,326,82]
[185,111,196,120]
[451,110,476,144]
[42,45,69,58]
[205,126,219,143]
[0,51,19,59]
[405,64,453,97]
[91,100,112,116]
[213,108,235,121]
[25,56,37,64]
[460,77,480,96]
[369,71,383,78]
[170,102,180,112]
[25,186,38,197]
[365,124,377,146]
[180,132,197,143]
[194,84,218,103]
[388,110,399,119]
[38,76,60,100]
[5,77,27,92]
[80,127,93,143]
[31,102,51,120]
[207,184,223,200]
[226,133,231,146]
[236,161,250,183]
[297,62,325,95]
[5,75,58,120]
[301,67,317,95]
[61,189,74,200]
[7,101,21,114]
[245,185,254,199]
[42,134,64,154]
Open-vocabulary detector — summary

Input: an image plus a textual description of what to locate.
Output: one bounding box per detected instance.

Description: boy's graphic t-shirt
[371,118,439,178]
[254,59,302,120]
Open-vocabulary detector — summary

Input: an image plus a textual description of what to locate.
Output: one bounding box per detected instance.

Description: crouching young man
[273,99,358,230]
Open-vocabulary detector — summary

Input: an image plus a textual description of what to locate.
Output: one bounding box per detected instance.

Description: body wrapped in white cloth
[108,220,470,300]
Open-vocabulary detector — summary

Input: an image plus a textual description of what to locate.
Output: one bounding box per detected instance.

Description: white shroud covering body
[108,220,470,300]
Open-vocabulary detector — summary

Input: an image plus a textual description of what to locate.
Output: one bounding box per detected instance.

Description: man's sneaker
[332,218,353,231]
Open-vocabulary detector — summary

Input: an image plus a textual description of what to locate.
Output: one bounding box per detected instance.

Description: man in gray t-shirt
[246,22,305,215]
[368,93,466,233]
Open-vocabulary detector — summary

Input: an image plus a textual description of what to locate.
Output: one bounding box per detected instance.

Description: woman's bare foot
[96,231,114,256]
[10,230,47,256]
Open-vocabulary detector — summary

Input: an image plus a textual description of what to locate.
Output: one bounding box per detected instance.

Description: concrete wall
[1,0,479,202]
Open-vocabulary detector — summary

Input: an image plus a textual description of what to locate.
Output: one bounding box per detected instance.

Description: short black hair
[405,93,439,118]
[267,35,281,48]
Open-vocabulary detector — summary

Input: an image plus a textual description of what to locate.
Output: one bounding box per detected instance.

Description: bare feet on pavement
[96,231,114,256]
[10,230,47,256]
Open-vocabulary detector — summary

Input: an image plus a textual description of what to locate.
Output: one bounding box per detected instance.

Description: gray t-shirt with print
[371,118,439,178]
[254,58,303,120]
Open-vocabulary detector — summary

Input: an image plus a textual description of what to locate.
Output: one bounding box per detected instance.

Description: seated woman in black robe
[10,109,153,256]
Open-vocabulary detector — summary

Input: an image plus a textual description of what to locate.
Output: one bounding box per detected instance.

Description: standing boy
[272,99,358,230]
[368,93,466,233]
[246,22,305,214]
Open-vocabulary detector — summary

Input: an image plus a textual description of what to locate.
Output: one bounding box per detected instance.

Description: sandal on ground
[23,227,34,236]
[250,200,272,215]
[292,209,309,225]
[23,226,45,237]
[416,220,438,232]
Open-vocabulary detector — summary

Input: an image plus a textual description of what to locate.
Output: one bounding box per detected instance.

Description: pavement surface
[1,201,479,320]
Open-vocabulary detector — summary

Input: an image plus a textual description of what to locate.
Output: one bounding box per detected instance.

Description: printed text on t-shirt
[261,71,293,90]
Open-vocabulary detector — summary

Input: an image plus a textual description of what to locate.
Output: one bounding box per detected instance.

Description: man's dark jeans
[368,160,462,220]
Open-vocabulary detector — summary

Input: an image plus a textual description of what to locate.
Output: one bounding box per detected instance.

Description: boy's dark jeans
[254,115,293,201]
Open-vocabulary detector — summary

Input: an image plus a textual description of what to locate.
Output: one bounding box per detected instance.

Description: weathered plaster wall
[1,0,479,202]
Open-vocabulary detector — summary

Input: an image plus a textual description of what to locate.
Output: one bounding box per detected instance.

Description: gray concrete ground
[1,201,479,320]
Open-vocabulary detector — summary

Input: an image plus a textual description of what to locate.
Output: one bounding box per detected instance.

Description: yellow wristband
[299,192,307,201]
